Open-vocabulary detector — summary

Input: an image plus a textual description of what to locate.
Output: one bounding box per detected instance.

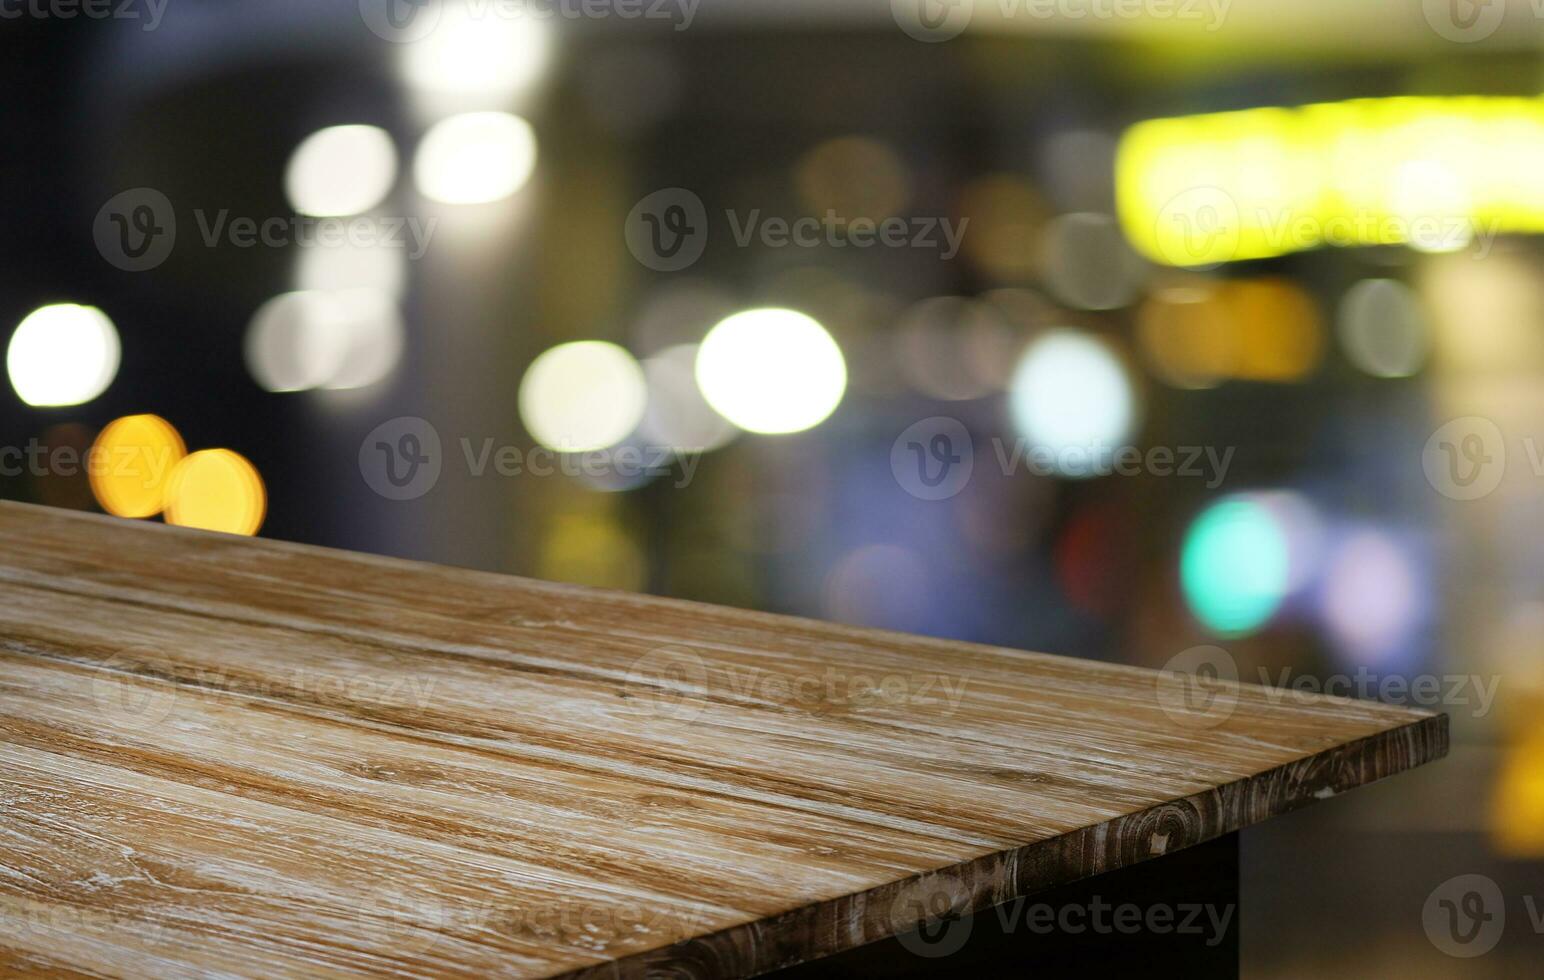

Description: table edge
[556,710,1448,979]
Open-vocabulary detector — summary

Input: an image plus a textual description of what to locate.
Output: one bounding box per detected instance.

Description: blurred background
[3,0,1542,974]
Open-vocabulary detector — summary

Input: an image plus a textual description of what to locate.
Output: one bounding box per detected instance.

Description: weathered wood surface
[0,501,1445,978]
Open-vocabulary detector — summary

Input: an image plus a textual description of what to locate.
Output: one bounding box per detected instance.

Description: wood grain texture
[0,501,1445,978]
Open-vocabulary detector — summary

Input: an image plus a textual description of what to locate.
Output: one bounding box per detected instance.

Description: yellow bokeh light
[538,511,646,592]
[1493,716,1544,858]
[1118,96,1544,266]
[1137,278,1322,386]
[164,449,266,537]
[1225,278,1324,383]
[89,414,187,519]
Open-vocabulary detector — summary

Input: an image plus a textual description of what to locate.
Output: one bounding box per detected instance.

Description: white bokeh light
[297,241,406,299]
[7,304,121,407]
[639,344,738,454]
[284,125,398,217]
[695,309,847,435]
[1009,329,1139,478]
[414,112,537,205]
[401,2,552,101]
[518,341,647,452]
[244,290,403,393]
[1337,278,1430,378]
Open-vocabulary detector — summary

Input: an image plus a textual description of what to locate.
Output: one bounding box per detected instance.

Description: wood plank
[0,502,1445,978]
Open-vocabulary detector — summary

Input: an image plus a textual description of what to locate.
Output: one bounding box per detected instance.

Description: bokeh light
[538,510,646,592]
[794,137,910,221]
[638,344,738,454]
[89,414,186,519]
[1118,96,1544,265]
[1318,529,1423,665]
[245,292,344,392]
[414,111,537,205]
[1252,490,1326,596]
[1337,278,1430,378]
[895,297,1002,401]
[284,125,397,218]
[1136,284,1234,389]
[7,304,120,408]
[1038,212,1147,310]
[245,290,404,393]
[1008,329,1139,478]
[401,1,552,102]
[1181,496,1291,637]
[1493,721,1544,857]
[695,309,847,435]
[518,341,647,452]
[163,449,266,537]
[35,423,96,511]
[959,174,1047,281]
[823,544,931,633]
[1224,278,1324,382]
[297,241,406,298]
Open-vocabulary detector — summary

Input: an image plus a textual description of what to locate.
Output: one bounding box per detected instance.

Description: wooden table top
[0,502,1445,978]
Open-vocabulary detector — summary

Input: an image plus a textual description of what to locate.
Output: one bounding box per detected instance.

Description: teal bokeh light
[1181,497,1290,637]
